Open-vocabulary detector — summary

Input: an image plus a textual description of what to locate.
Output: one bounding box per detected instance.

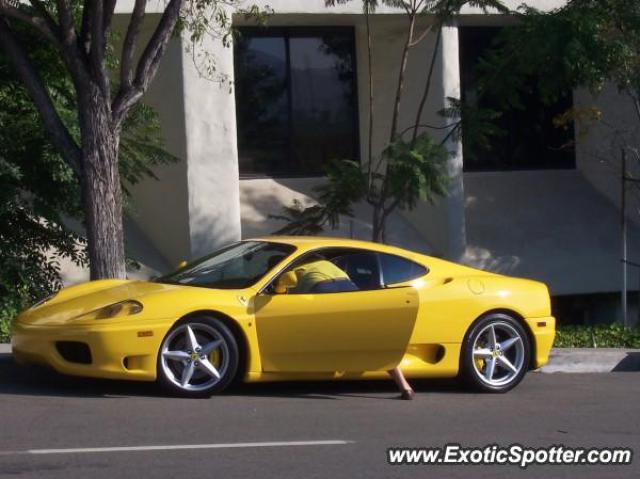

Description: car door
[253,250,419,373]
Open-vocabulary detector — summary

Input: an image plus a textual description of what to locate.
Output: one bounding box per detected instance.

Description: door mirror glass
[274,271,298,294]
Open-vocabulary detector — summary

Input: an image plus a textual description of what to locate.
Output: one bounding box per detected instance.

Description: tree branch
[79,3,91,55]
[28,0,59,34]
[389,10,417,141]
[87,0,109,100]
[133,0,183,88]
[119,0,145,90]
[0,18,82,177]
[440,119,461,146]
[113,0,184,125]
[408,23,432,47]
[411,26,442,145]
[55,0,76,47]
[0,1,59,45]
[103,0,117,34]
[43,0,94,101]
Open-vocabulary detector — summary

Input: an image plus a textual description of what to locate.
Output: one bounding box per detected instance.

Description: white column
[180,33,242,258]
[438,21,467,260]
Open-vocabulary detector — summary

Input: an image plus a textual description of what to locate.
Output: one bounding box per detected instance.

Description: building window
[234,27,359,178]
[458,27,575,172]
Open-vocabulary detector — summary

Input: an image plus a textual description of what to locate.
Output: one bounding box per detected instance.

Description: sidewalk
[539,348,640,373]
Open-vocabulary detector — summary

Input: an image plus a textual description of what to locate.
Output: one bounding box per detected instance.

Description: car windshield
[156,241,295,289]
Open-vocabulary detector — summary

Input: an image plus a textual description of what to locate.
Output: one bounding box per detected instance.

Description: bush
[0,288,30,343]
[554,324,640,348]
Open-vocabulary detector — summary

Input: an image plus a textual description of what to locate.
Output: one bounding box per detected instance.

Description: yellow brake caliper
[209,349,221,368]
[475,347,485,371]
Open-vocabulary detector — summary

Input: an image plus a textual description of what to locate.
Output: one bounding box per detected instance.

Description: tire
[460,313,530,393]
[157,316,239,397]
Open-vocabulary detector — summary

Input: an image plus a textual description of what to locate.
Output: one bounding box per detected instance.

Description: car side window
[288,256,356,294]
[379,253,428,286]
[333,252,382,290]
[269,249,384,294]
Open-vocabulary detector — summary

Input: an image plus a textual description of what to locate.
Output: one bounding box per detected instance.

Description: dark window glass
[234,27,359,177]
[380,254,427,285]
[333,252,382,290]
[458,27,575,171]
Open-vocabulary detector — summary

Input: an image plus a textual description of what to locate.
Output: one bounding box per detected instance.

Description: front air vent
[56,341,92,364]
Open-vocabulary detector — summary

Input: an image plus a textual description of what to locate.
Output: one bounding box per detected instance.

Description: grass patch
[555,323,640,348]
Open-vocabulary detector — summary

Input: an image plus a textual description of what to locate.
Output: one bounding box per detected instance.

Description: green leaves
[272,137,450,236]
[272,160,367,235]
[383,134,449,210]
[555,323,640,348]
[0,20,176,324]
[325,0,509,16]
[478,1,640,109]
[440,97,503,160]
[0,24,85,307]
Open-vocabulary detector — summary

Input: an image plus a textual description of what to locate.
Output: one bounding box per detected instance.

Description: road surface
[0,352,638,478]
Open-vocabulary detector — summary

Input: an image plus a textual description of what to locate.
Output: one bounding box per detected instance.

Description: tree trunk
[79,85,126,279]
[372,205,384,243]
[365,7,375,189]
[388,12,416,141]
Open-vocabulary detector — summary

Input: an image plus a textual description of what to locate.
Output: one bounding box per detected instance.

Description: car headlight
[80,300,143,320]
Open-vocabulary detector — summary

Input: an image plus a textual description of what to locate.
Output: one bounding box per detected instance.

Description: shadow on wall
[239,176,434,254]
[462,245,521,275]
[462,169,640,295]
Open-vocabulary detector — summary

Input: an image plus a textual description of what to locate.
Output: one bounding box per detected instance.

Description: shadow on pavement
[0,352,469,400]
[613,352,640,372]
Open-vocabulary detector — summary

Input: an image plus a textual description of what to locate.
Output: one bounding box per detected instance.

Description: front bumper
[11,318,172,381]
[524,316,556,369]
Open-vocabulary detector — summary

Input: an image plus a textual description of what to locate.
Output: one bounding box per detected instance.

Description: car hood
[18,280,188,326]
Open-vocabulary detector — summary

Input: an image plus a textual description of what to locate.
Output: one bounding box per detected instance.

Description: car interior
[273,248,383,294]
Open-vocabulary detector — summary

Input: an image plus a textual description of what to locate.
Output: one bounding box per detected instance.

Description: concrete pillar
[438,21,467,260]
[180,32,242,258]
[400,20,467,259]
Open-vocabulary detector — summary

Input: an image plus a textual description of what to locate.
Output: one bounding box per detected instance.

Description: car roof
[249,235,423,258]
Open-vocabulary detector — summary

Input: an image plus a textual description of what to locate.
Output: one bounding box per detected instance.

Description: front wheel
[460,313,530,393]
[157,317,239,397]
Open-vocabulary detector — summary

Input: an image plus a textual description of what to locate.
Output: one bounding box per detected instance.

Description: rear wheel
[157,317,238,397]
[460,313,530,393]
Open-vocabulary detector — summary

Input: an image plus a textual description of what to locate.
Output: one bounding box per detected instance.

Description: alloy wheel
[160,322,230,392]
[471,321,526,387]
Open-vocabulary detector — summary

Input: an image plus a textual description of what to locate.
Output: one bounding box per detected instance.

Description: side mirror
[274,271,298,294]
[177,260,188,269]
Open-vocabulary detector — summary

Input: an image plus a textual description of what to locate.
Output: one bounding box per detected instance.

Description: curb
[539,348,640,373]
[1,344,639,373]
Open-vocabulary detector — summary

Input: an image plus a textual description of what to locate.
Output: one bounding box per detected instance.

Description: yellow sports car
[11,236,555,397]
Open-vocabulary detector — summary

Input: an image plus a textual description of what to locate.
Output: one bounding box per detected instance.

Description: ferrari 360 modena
[12,236,555,397]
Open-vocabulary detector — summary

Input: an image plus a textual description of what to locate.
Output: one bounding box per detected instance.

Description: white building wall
[125,12,242,264]
[463,170,640,295]
[77,0,636,300]
[132,35,192,268]
[181,31,243,259]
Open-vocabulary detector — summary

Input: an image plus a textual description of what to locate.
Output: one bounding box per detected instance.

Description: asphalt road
[0,351,638,479]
